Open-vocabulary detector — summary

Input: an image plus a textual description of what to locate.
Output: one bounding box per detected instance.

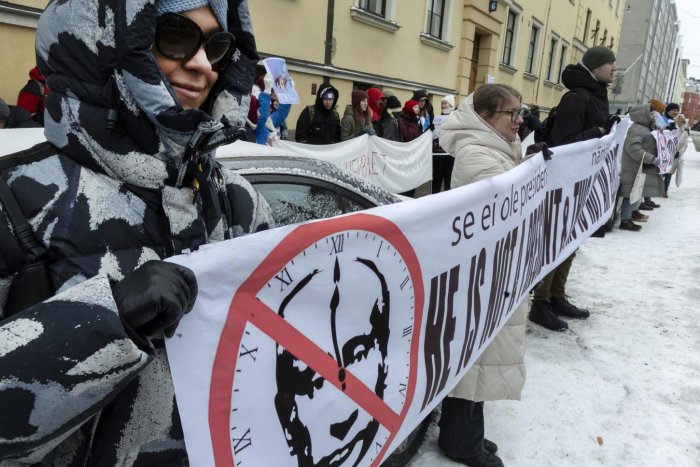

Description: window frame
[351,0,399,32]
[557,41,569,84]
[501,7,521,67]
[426,0,446,39]
[526,22,542,75]
[546,35,560,82]
[358,0,387,18]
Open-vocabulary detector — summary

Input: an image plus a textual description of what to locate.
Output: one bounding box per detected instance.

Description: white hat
[441,94,455,108]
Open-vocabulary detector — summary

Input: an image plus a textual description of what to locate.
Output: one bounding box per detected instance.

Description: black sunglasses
[155,13,235,71]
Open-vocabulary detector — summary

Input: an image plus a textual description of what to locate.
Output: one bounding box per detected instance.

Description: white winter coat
[439,93,527,401]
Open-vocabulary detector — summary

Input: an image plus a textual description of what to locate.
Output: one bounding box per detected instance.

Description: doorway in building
[468,33,481,94]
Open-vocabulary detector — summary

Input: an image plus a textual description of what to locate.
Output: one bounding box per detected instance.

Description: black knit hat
[582,46,616,71]
[665,102,680,113]
[386,95,402,110]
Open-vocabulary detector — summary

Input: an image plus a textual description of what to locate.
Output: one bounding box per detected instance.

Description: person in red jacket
[16,66,49,126]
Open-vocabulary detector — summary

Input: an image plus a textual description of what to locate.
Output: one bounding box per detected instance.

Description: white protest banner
[0,128,46,154]
[652,129,679,174]
[274,132,433,193]
[0,129,432,195]
[165,124,627,467]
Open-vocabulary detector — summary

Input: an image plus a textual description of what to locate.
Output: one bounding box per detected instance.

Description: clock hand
[329,257,346,390]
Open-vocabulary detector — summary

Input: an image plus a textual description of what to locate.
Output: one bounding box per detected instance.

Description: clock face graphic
[208,214,424,467]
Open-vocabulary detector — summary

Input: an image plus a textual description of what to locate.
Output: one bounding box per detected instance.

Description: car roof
[218,155,402,207]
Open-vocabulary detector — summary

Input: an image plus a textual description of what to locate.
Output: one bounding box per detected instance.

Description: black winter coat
[0,0,272,465]
[295,85,341,144]
[2,105,39,128]
[550,64,610,146]
[373,111,400,141]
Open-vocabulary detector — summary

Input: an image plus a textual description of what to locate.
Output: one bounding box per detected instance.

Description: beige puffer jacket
[439,93,528,401]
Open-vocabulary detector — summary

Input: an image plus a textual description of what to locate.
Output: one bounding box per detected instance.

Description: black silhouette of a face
[274,256,390,466]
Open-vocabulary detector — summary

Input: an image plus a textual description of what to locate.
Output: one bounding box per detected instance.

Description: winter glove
[601,115,621,135]
[674,152,680,159]
[360,125,376,136]
[525,142,553,160]
[263,73,274,92]
[112,260,198,349]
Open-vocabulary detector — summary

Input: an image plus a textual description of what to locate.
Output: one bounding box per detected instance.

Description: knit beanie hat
[383,89,396,98]
[648,99,666,114]
[386,95,402,110]
[403,99,419,114]
[441,94,455,109]
[582,46,616,71]
[664,102,680,113]
[351,90,369,107]
[0,99,9,122]
[155,0,228,31]
[412,89,429,101]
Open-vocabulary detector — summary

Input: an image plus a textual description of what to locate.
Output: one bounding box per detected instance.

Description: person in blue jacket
[256,73,292,145]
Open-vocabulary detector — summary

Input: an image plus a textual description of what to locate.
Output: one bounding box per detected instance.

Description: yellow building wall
[458,0,623,116]
[0,0,46,103]
[250,1,463,129]
[0,23,37,104]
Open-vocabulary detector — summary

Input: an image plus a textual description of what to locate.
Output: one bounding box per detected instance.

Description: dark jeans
[533,251,576,301]
[663,173,672,194]
[432,155,455,193]
[438,397,485,458]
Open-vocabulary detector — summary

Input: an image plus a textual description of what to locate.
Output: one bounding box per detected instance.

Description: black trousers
[438,397,485,458]
[432,155,455,193]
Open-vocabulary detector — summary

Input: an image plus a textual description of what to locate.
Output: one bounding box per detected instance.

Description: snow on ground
[410,143,700,467]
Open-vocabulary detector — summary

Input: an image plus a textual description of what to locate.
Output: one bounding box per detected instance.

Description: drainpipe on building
[323,0,335,84]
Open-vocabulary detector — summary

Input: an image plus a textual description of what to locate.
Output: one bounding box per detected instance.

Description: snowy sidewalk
[410,144,700,467]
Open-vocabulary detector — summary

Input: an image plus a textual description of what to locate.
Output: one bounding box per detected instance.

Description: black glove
[602,115,621,135]
[112,260,198,349]
[525,142,553,160]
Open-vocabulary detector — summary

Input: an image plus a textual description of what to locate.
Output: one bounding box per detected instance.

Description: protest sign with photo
[264,57,300,105]
[165,125,627,467]
[652,128,679,174]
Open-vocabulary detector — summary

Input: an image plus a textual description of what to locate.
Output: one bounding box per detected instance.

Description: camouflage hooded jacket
[0,0,272,464]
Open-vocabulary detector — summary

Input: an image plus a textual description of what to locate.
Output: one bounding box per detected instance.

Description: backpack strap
[0,176,47,263]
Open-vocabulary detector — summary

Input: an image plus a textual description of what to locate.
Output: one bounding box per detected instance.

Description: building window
[558,42,569,84]
[591,19,600,45]
[426,0,446,39]
[502,9,518,66]
[583,9,591,45]
[526,24,540,74]
[601,29,608,46]
[358,0,386,17]
[546,36,559,82]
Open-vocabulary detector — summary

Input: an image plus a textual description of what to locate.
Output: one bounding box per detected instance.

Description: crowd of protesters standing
[0,2,689,460]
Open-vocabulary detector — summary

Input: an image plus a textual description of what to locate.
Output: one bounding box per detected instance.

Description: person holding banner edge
[437,84,530,467]
[0,0,272,464]
[529,46,620,331]
[618,104,659,231]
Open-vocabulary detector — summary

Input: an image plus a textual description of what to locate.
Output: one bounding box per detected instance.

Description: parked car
[218,154,402,224]
[218,154,435,466]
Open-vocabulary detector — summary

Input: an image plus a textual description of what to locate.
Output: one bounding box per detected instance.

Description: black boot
[619,219,642,231]
[445,449,504,467]
[528,300,568,331]
[550,296,590,319]
[484,439,498,453]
